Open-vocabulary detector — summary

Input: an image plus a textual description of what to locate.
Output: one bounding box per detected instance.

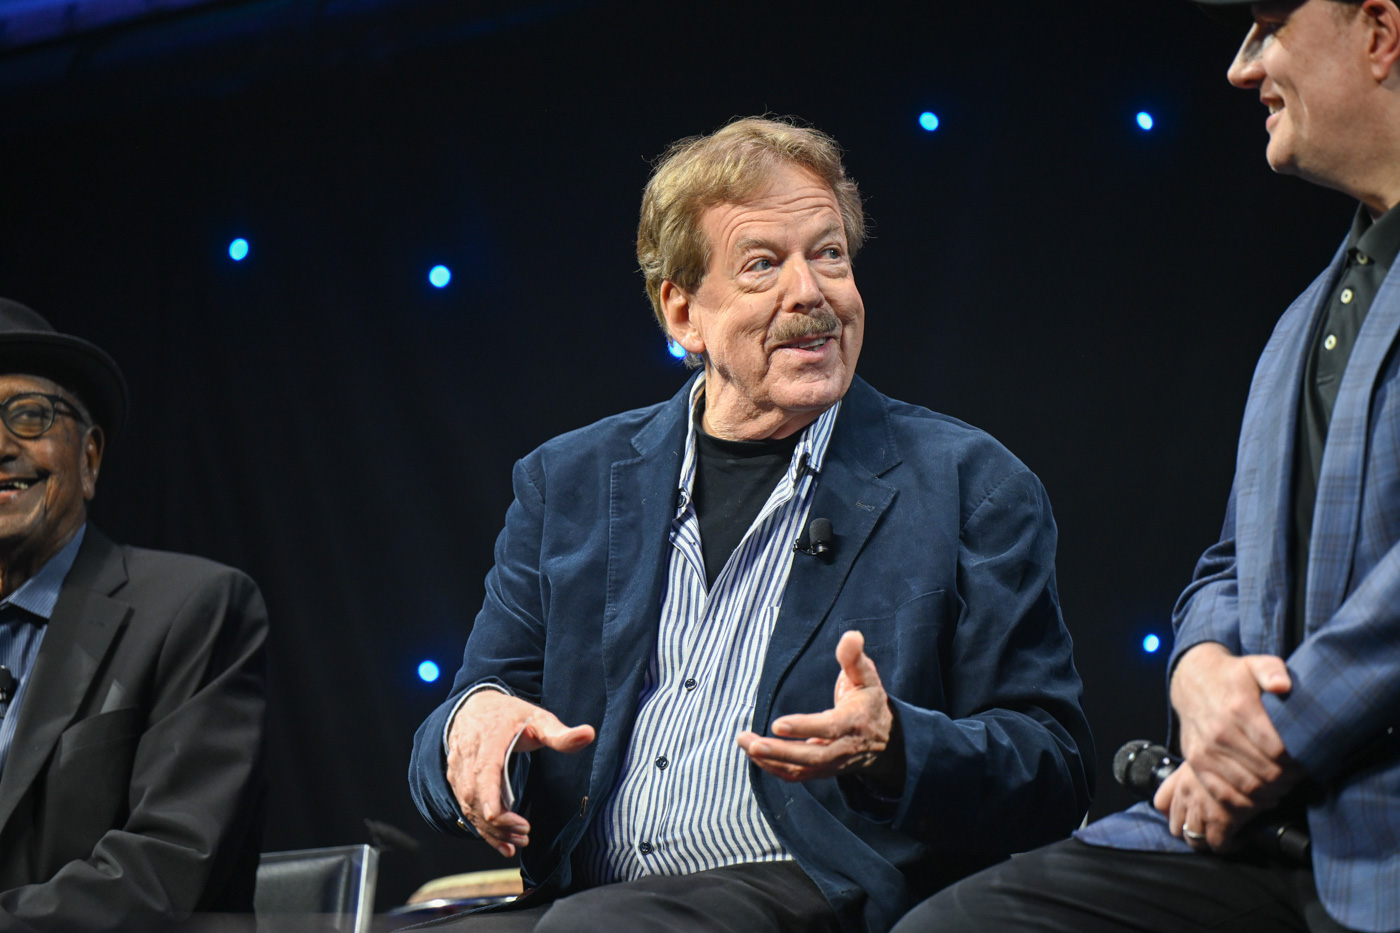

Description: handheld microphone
[1112,740,1178,795]
[794,518,833,558]
[1113,740,1310,864]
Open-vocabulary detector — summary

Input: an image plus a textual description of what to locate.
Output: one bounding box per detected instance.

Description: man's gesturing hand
[736,630,899,785]
[446,690,595,857]
[1156,642,1303,850]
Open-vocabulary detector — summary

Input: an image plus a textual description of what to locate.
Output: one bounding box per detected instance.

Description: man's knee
[533,886,674,933]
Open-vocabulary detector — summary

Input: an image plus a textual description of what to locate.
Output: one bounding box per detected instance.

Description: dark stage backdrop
[0,0,1360,907]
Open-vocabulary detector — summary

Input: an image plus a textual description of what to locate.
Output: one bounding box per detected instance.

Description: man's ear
[1363,0,1400,82]
[81,426,103,501]
[660,280,706,357]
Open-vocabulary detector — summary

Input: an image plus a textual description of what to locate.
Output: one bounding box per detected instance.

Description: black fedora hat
[0,299,127,442]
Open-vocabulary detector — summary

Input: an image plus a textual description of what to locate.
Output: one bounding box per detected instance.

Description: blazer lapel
[593,382,690,787]
[752,378,898,731]
[1235,250,1344,656]
[0,529,130,835]
[1305,254,1400,632]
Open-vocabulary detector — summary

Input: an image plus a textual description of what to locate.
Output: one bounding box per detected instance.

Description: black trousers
[892,839,1359,933]
[407,861,841,933]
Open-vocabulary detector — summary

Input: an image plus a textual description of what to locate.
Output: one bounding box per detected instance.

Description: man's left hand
[737,630,898,784]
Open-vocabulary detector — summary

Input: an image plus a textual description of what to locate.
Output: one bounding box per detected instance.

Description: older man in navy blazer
[408,117,1093,933]
[895,2,1400,932]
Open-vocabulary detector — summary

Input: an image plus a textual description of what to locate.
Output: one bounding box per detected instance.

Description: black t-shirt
[692,425,801,589]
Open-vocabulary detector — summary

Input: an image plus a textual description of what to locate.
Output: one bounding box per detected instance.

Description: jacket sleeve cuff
[441,680,515,756]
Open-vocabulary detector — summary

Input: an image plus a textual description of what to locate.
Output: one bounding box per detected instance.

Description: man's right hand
[1156,641,1303,850]
[446,690,595,857]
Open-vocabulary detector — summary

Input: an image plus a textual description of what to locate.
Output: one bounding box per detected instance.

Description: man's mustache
[769,308,842,346]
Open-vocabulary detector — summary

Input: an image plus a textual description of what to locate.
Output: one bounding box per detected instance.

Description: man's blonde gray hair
[636,116,866,360]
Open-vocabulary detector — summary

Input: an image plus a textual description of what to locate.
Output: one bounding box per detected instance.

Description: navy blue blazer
[1081,233,1400,932]
[411,375,1093,933]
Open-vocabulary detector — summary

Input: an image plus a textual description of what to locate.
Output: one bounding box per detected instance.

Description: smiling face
[660,163,864,440]
[0,374,101,586]
[1227,1,1379,190]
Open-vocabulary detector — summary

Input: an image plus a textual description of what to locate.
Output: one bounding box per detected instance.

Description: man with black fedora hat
[893,1,1400,931]
[0,298,268,929]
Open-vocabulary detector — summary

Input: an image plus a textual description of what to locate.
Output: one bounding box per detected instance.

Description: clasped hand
[446,690,595,857]
[737,630,898,786]
[1156,642,1304,851]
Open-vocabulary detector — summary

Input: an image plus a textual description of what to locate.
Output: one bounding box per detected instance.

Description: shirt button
[1325,334,1339,351]
[655,755,669,770]
[638,842,654,855]
[684,678,697,691]
[1341,288,1355,304]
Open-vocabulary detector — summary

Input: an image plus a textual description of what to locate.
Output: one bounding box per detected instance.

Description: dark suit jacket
[0,527,268,931]
[410,376,1093,933]
[1080,232,1400,931]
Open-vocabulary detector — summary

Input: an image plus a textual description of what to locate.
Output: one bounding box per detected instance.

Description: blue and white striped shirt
[578,377,841,883]
[0,525,86,776]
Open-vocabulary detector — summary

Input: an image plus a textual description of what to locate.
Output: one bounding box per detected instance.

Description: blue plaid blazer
[1080,234,1400,932]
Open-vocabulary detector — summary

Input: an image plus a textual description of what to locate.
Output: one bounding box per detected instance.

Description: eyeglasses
[0,393,88,439]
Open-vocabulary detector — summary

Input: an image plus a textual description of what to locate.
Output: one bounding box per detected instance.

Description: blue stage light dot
[429,265,452,288]
[918,111,940,132]
[228,238,249,261]
[1143,634,1161,654]
[1136,111,1155,131]
[667,339,687,360]
[418,660,441,683]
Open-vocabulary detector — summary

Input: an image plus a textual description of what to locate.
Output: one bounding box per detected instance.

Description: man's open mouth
[0,479,38,492]
[781,335,834,351]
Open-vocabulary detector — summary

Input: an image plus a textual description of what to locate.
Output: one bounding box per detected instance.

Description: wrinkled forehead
[0,372,68,396]
[700,167,843,247]
[0,372,89,418]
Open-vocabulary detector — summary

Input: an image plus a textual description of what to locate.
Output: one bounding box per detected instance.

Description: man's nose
[0,426,26,458]
[1227,27,1266,88]
[783,258,824,310]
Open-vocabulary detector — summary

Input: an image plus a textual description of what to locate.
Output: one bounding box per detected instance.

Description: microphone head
[1112,740,1152,787]
[1113,740,1177,797]
[809,518,832,542]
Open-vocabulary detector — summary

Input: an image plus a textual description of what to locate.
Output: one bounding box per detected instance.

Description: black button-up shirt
[1290,205,1400,649]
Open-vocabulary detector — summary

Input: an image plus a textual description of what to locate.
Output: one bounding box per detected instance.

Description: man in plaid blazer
[891,1,1400,931]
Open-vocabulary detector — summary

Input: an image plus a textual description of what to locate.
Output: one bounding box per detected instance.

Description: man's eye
[821,247,843,260]
[9,405,45,423]
[749,258,773,272]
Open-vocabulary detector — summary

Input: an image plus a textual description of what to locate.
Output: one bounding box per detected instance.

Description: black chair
[254,844,378,933]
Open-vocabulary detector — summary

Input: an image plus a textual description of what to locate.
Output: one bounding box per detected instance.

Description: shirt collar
[2,524,86,622]
[1348,202,1400,271]
[676,374,841,512]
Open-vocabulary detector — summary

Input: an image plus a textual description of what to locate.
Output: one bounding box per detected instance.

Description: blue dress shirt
[0,525,86,775]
